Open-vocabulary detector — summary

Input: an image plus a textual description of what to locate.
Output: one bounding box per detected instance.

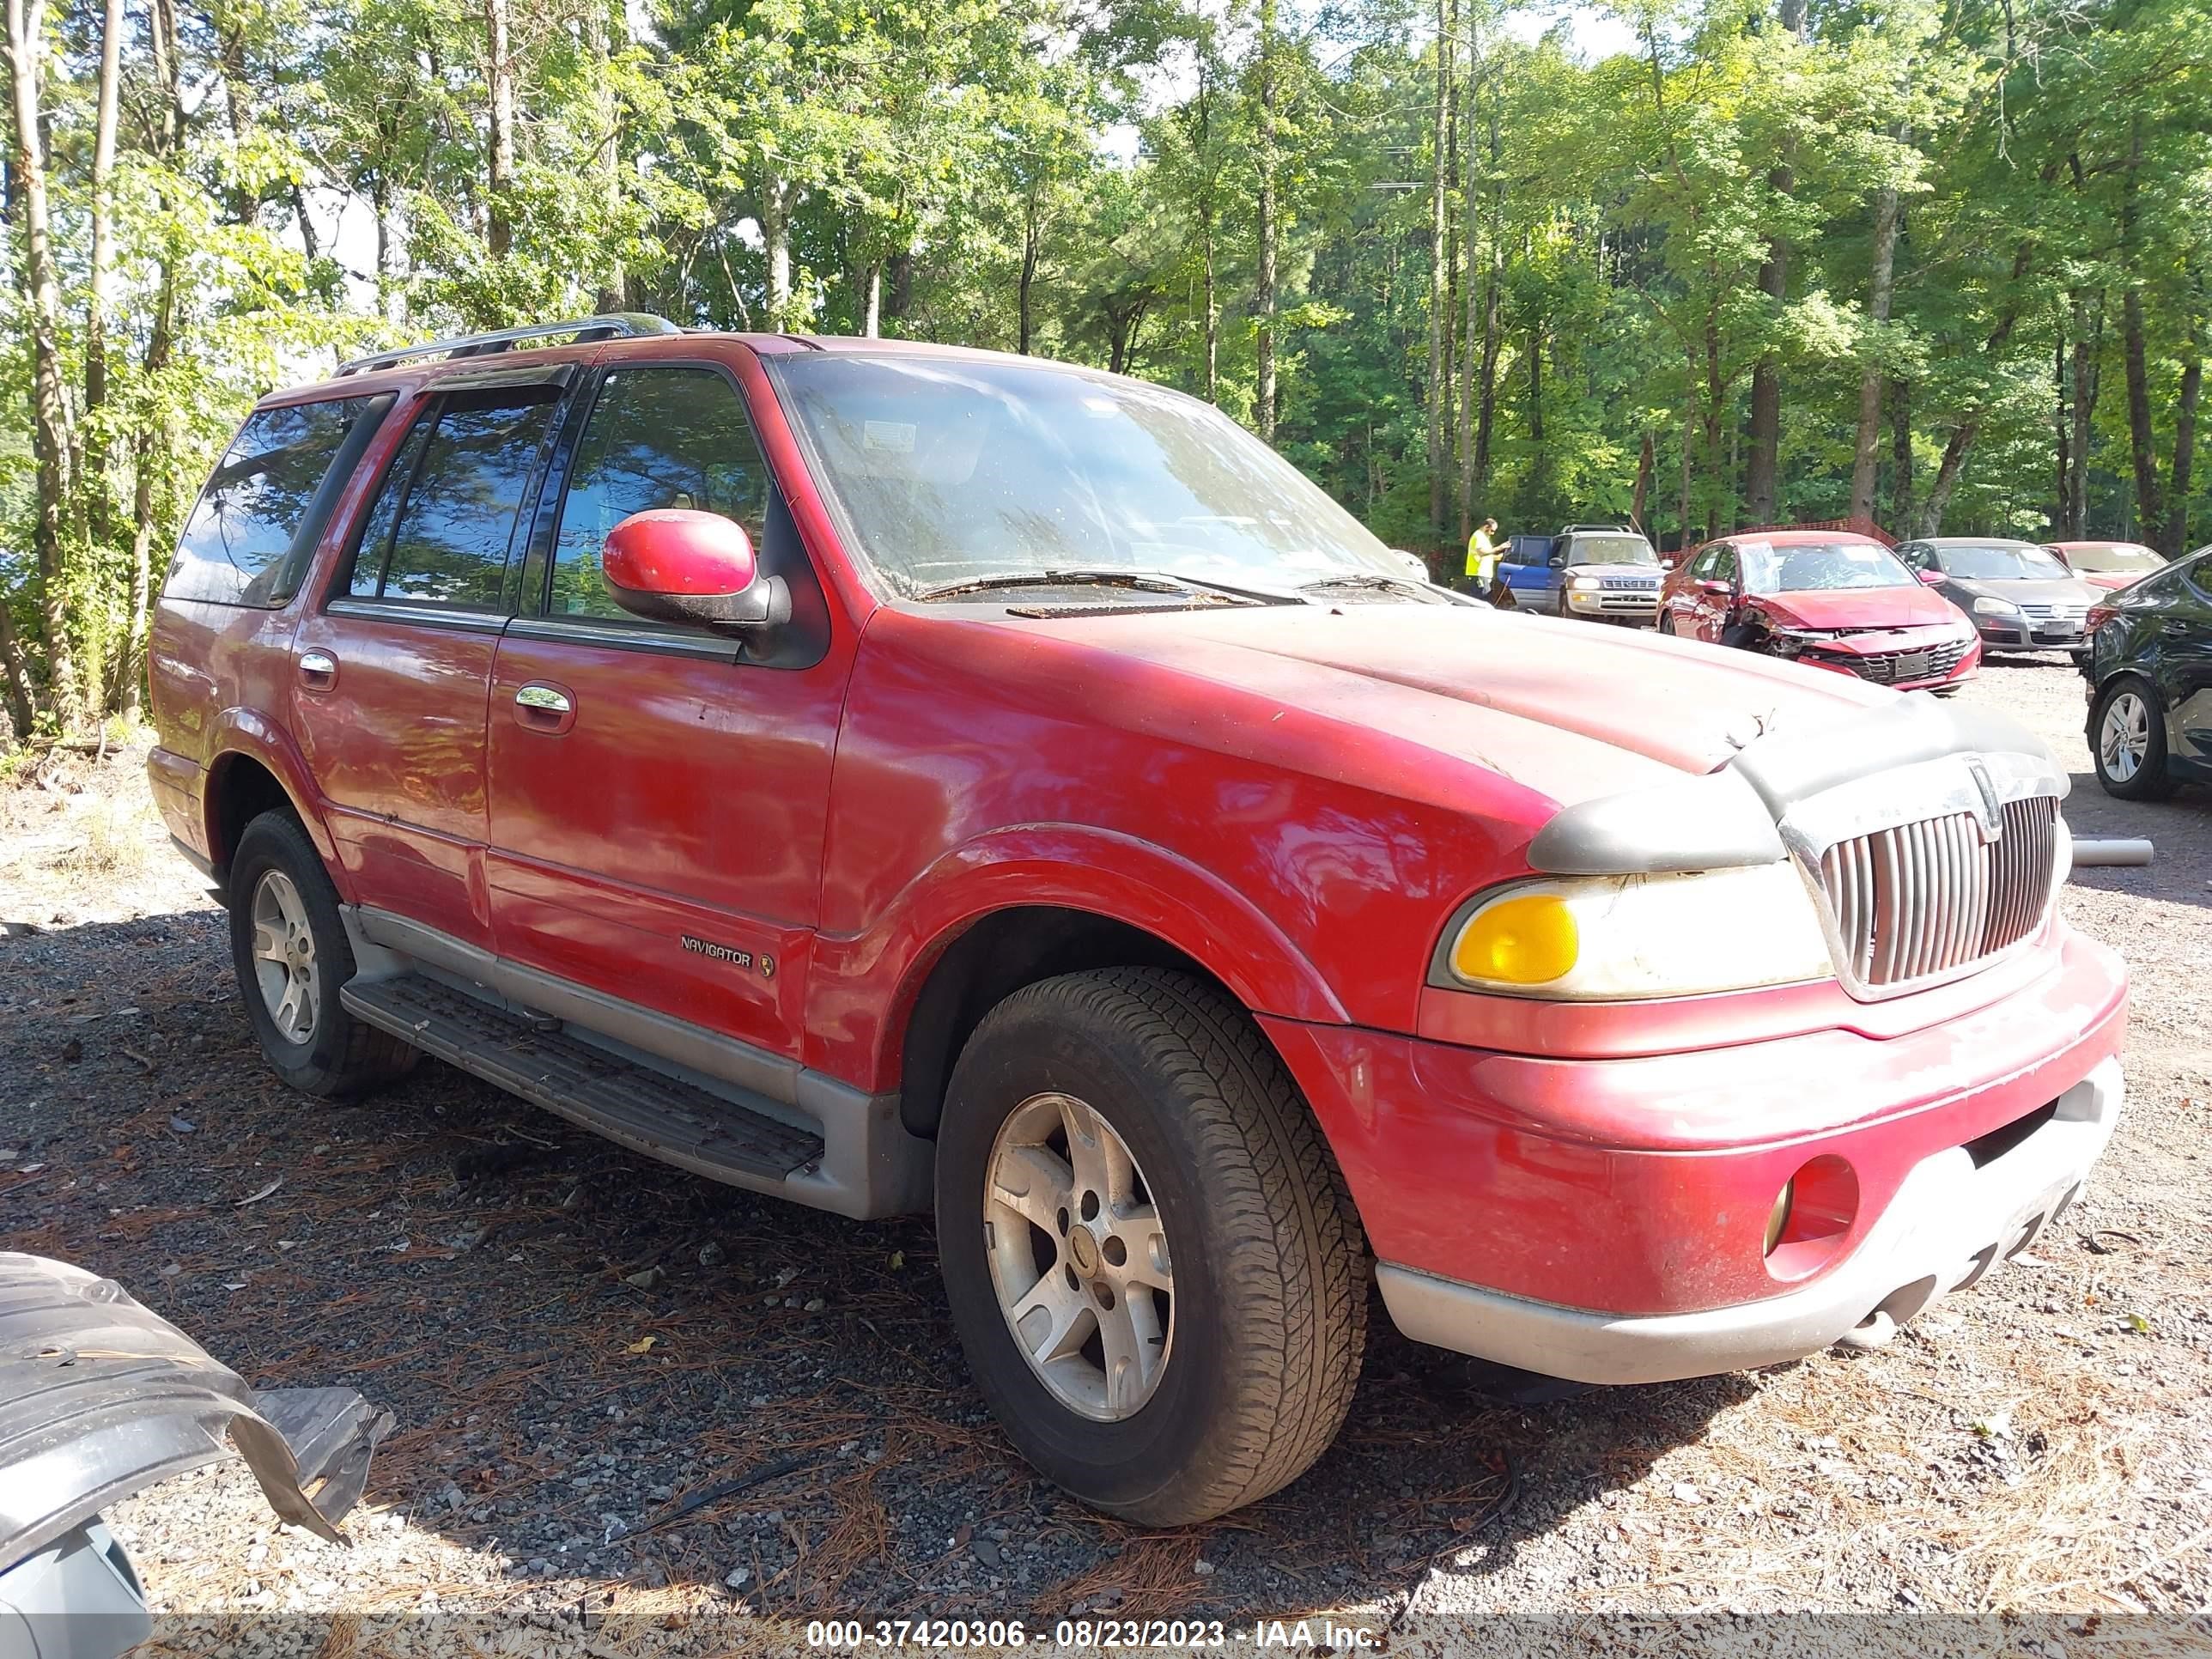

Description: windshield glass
[1740,540,1915,595]
[1565,534,1655,566]
[772,355,1406,597]
[1937,543,2070,580]
[2057,543,2162,575]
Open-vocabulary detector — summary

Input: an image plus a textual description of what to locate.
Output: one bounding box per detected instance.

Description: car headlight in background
[1434,864,1835,1000]
[1972,596,2019,617]
[1569,575,1601,592]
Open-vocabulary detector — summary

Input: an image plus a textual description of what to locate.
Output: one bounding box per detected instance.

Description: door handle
[297,649,337,690]
[512,680,577,734]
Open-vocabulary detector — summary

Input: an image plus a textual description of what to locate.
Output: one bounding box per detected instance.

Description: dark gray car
[1895,538,2100,656]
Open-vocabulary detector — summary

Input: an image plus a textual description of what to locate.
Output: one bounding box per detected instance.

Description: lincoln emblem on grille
[1966,758,2003,841]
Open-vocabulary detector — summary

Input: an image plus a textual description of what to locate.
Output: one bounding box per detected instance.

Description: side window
[1711,547,1739,586]
[549,368,774,622]
[1686,547,1715,580]
[347,392,557,610]
[1895,542,1927,569]
[167,396,391,607]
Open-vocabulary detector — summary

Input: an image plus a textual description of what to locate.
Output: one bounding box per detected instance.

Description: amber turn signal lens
[1449,894,1579,985]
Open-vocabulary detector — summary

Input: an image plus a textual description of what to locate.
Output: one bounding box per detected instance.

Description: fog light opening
[1764,1155,1860,1283]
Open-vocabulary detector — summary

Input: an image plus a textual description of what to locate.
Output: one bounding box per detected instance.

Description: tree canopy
[3,0,2207,737]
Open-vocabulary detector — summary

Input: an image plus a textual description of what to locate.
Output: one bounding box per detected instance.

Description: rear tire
[2090,678,2177,800]
[935,969,1367,1524]
[228,811,417,1097]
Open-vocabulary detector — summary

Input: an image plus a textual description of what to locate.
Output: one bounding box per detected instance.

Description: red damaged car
[149,319,2123,1524]
[1659,529,1980,693]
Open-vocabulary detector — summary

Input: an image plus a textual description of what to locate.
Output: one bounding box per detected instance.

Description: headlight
[1569,576,1601,592]
[1434,864,1834,1000]
[1972,596,2019,617]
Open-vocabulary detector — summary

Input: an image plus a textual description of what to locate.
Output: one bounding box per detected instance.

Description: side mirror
[1547,549,1568,568]
[602,509,790,629]
[1697,579,1733,598]
[1917,568,1946,586]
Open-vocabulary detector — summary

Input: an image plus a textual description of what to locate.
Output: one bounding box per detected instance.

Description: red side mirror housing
[601,509,789,629]
[1697,579,1732,598]
[1917,568,1946,586]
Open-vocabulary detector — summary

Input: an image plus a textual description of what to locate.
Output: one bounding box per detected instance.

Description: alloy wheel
[983,1091,1174,1421]
[2099,690,2148,784]
[249,869,319,1043]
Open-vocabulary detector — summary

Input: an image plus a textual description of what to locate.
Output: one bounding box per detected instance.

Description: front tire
[2090,678,2177,800]
[936,969,1367,1524]
[228,811,417,1097]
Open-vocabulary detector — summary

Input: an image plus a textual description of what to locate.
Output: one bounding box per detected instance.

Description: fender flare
[819,824,1352,1089]
[203,708,345,885]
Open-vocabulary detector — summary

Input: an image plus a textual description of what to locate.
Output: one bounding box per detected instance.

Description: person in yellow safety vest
[1464,519,1504,598]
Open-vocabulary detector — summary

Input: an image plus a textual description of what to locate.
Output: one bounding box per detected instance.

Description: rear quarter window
[165,395,392,606]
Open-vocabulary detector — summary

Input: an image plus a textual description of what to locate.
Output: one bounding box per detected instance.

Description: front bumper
[1977,617,2087,651]
[1261,926,2127,1382]
[1376,1058,2119,1383]
[1565,588,1660,622]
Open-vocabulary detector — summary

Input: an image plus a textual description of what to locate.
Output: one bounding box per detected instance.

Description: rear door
[290,376,568,950]
[483,358,847,1059]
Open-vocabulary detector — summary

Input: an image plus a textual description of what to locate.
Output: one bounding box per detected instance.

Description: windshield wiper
[915,568,1307,605]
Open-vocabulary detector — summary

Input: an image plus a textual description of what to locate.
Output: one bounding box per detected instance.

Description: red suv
[149,317,2127,1524]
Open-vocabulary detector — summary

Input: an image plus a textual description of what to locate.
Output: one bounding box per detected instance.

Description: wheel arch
[202,710,343,891]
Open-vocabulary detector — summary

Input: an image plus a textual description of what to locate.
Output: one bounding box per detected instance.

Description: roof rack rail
[336,313,683,378]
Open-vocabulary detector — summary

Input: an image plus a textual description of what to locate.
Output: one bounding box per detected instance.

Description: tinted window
[350,394,556,608]
[550,368,773,621]
[167,397,388,606]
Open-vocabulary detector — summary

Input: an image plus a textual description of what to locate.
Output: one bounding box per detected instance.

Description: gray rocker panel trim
[343,906,933,1218]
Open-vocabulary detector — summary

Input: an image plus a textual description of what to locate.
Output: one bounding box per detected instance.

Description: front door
[2161,553,2212,771]
[291,381,564,950]
[484,360,848,1060]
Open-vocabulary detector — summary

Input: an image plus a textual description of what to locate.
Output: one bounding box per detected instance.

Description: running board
[340,975,824,1181]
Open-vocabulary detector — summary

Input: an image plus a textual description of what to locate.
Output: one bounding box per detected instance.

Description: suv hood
[975,600,1893,811]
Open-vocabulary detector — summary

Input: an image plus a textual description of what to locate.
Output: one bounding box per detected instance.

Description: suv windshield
[1740,540,1915,595]
[1564,534,1655,566]
[773,355,1407,598]
[1938,543,2070,580]
[2056,544,2162,575]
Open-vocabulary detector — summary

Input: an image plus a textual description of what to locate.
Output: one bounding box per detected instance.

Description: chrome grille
[1814,795,2058,989]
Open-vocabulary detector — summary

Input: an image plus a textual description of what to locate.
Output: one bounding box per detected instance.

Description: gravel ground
[2,653,2208,1658]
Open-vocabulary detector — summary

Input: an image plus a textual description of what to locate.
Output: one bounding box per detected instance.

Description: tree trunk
[117,0,184,720]
[2069,293,2100,538]
[0,599,36,739]
[1254,0,1278,442]
[2054,333,2069,538]
[2166,352,2202,556]
[861,262,881,337]
[5,0,82,729]
[82,0,123,551]
[1469,94,1502,499]
[1527,325,1544,443]
[1632,429,1654,534]
[217,13,256,223]
[1887,376,1915,531]
[762,173,791,330]
[1919,421,1977,536]
[588,0,626,310]
[1743,161,1792,526]
[1424,0,1451,543]
[1848,179,1899,521]
[484,0,514,261]
[1679,380,1696,552]
[2119,121,2166,544]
